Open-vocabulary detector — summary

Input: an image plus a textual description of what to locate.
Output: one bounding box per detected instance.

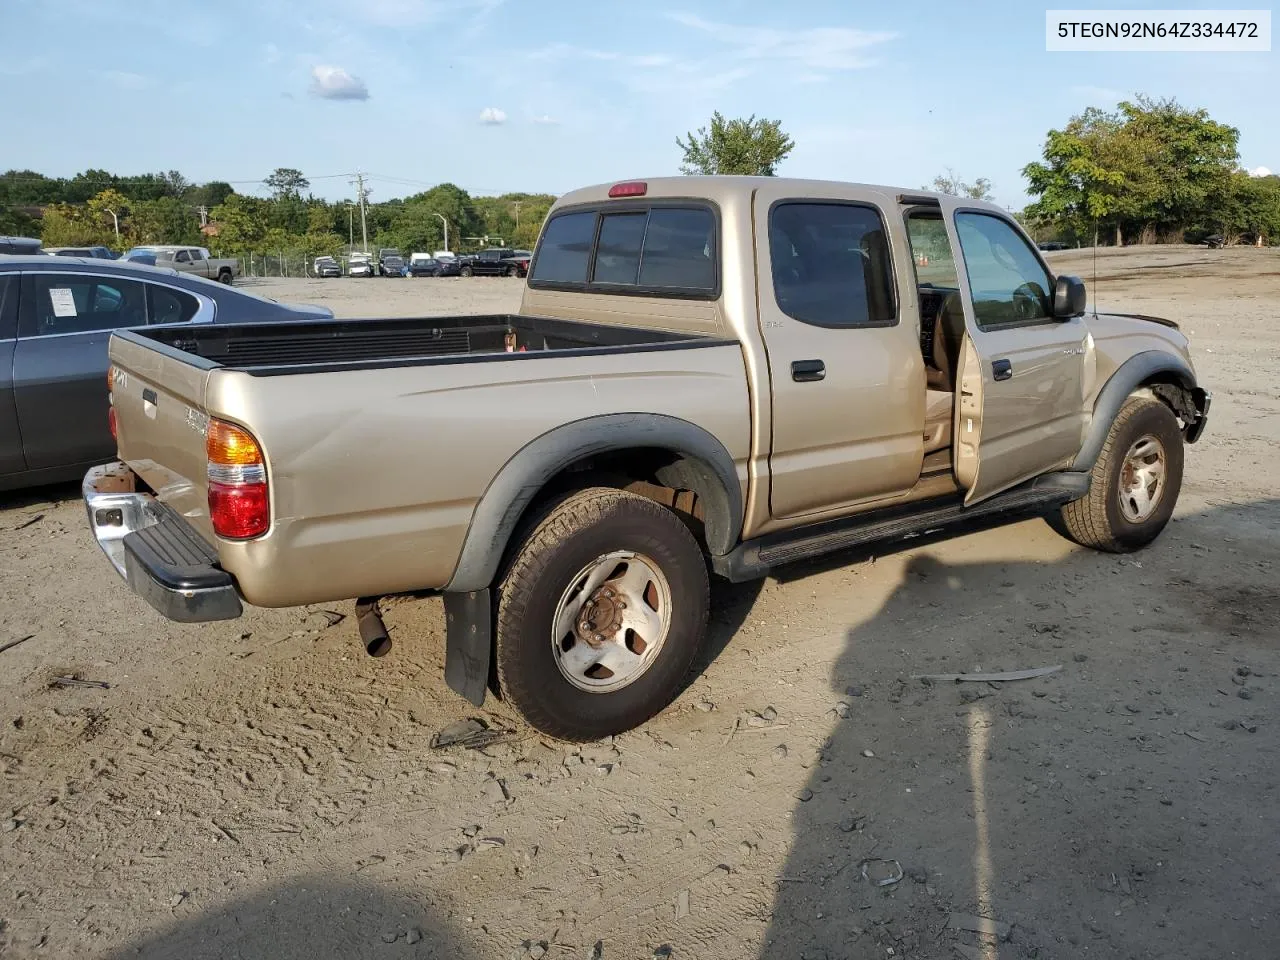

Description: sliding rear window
[529,203,718,298]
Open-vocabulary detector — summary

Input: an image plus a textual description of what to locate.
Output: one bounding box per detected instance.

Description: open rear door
[944,206,1089,505]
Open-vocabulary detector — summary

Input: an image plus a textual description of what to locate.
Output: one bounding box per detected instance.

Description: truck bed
[133,314,726,375]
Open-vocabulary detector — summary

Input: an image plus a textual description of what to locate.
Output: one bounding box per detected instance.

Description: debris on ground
[948,912,1012,941]
[13,513,44,530]
[430,717,511,750]
[675,888,690,920]
[913,665,1062,683]
[860,858,903,887]
[0,634,35,655]
[49,675,111,690]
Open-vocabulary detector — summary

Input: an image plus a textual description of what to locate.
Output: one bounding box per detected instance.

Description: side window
[768,202,896,328]
[530,211,596,284]
[174,250,190,263]
[637,208,716,291]
[25,275,148,336]
[0,276,14,339]
[954,213,1053,328]
[905,214,960,289]
[146,284,201,325]
[592,212,646,285]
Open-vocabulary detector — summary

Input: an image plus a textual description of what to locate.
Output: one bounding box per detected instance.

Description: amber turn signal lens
[206,419,263,466]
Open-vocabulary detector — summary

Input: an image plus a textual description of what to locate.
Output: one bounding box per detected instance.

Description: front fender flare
[1072,350,1197,472]
[444,413,743,593]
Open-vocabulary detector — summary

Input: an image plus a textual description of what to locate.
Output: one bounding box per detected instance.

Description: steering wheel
[1011,282,1043,321]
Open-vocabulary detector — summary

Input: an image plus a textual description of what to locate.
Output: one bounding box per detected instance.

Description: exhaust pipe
[355,597,392,657]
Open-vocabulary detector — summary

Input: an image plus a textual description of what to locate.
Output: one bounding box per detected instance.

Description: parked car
[458,247,529,277]
[348,253,375,277]
[377,248,403,277]
[120,250,158,266]
[1203,234,1226,249]
[406,257,460,278]
[1037,240,1070,251]
[313,256,342,278]
[0,237,44,255]
[45,245,118,259]
[84,175,1210,742]
[130,246,239,284]
[0,257,333,492]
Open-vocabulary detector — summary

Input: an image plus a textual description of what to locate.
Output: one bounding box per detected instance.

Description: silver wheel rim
[551,551,673,694]
[1118,434,1167,522]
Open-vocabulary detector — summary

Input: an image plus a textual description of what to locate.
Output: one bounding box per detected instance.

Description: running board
[712,472,1090,583]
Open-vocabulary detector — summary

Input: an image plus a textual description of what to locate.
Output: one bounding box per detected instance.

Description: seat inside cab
[906,212,965,457]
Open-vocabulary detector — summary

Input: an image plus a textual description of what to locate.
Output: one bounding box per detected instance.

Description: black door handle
[992,359,1013,382]
[142,388,158,404]
[791,359,826,382]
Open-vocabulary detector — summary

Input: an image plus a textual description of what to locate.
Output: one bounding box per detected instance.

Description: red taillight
[608,180,648,198]
[108,406,117,440]
[207,481,270,540]
[206,419,269,539]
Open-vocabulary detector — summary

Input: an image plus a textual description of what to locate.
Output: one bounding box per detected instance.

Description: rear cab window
[530,202,718,298]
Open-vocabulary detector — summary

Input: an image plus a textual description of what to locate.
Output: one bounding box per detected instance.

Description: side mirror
[1053,275,1086,319]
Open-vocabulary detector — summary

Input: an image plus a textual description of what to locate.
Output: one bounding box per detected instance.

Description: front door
[13,272,148,470]
[947,210,1088,503]
[755,186,925,520]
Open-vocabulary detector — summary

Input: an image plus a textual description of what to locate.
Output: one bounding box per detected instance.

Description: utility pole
[350,172,370,253]
[513,200,522,233]
[197,205,208,227]
[346,202,354,251]
[433,212,449,253]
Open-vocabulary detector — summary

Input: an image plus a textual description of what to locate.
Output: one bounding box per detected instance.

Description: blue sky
[1,0,1275,209]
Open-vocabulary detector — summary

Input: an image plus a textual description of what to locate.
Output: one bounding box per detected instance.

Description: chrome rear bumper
[83,463,242,622]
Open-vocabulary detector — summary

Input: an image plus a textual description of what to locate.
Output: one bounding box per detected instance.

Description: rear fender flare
[1072,350,1196,472]
[444,414,743,593]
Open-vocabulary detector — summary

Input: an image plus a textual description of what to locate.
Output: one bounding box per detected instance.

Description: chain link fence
[231,247,378,279]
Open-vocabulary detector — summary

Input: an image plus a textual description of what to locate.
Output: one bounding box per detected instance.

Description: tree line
[0,167,556,260]
[2,93,1275,256]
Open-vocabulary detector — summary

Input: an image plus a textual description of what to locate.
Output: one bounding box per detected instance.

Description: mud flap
[443,589,491,707]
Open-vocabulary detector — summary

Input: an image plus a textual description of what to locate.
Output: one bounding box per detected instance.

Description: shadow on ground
[759,500,1280,960]
[104,876,479,960]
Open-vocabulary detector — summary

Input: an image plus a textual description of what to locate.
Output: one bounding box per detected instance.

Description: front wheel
[460,265,473,278]
[1053,396,1184,552]
[217,270,233,284]
[506,265,519,277]
[494,487,709,741]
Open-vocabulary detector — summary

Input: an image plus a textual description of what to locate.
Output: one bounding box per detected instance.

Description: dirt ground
[1,249,1277,960]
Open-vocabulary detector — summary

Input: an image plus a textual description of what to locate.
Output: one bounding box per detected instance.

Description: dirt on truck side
[1,246,1277,960]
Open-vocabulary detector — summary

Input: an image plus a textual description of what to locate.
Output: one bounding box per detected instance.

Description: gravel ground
[1,251,1277,960]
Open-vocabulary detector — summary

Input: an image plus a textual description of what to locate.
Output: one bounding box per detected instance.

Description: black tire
[506,265,519,277]
[495,487,709,742]
[460,265,473,278]
[1054,397,1184,553]
[217,269,233,285]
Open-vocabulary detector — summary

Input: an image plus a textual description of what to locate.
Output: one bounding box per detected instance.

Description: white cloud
[527,43,672,69]
[309,65,369,100]
[532,114,559,125]
[354,0,503,27]
[668,13,894,69]
[479,106,508,125]
[265,43,281,65]
[1250,165,1273,177]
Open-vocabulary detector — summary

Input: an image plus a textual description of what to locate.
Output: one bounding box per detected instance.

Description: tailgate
[109,332,216,540]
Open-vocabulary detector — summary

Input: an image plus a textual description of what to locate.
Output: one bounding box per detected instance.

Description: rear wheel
[460,265,473,278]
[495,488,709,741]
[506,264,519,277]
[1054,397,1184,552]
[217,269,233,284]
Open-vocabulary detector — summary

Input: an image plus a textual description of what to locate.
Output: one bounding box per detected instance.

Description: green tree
[87,188,129,242]
[264,167,310,201]
[0,169,63,206]
[209,194,268,255]
[127,197,200,245]
[0,204,38,236]
[40,203,114,246]
[188,181,235,210]
[926,169,994,201]
[1023,96,1240,245]
[677,112,795,176]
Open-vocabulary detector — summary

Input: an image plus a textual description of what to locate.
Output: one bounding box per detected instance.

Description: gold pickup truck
[84,176,1210,741]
